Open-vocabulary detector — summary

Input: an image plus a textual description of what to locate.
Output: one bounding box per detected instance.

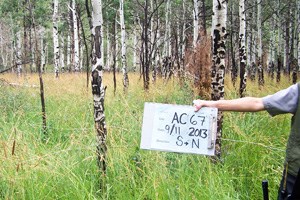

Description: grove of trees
[0,0,300,185]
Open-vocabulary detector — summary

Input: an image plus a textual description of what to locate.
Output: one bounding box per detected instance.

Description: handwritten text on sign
[140,103,218,156]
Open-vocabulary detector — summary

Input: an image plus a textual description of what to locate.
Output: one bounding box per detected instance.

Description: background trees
[0,0,298,86]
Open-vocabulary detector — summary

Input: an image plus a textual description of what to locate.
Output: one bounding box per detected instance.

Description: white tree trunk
[164,0,171,57]
[60,36,65,71]
[133,15,138,72]
[182,0,186,60]
[239,0,247,97]
[246,1,251,68]
[106,24,110,70]
[40,27,46,72]
[15,31,22,76]
[53,0,60,77]
[67,32,71,70]
[100,4,104,67]
[193,0,199,47]
[30,28,36,72]
[72,0,80,71]
[155,17,161,72]
[90,0,107,173]
[120,0,128,89]
[115,14,119,71]
[211,0,227,158]
[257,0,264,85]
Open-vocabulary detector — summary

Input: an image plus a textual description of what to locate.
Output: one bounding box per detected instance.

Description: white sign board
[140,102,218,156]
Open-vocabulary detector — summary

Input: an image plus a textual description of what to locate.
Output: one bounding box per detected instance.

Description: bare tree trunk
[181,0,186,62]
[230,2,237,86]
[133,15,138,72]
[60,36,65,72]
[15,31,23,77]
[40,27,46,72]
[239,0,247,97]
[120,0,129,90]
[106,24,111,70]
[89,0,107,175]
[112,12,117,94]
[53,0,60,77]
[72,0,80,72]
[28,0,47,135]
[257,0,264,86]
[193,0,199,48]
[211,0,227,159]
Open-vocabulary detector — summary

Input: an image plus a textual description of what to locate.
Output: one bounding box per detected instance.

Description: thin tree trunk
[112,13,117,94]
[193,0,199,48]
[53,0,60,77]
[120,0,129,90]
[230,2,237,86]
[257,0,264,86]
[40,28,46,72]
[106,24,111,70]
[89,0,107,175]
[78,6,90,88]
[211,0,227,159]
[28,0,47,135]
[239,0,247,97]
[60,36,65,72]
[133,15,138,72]
[181,0,186,63]
[72,0,80,72]
[15,31,23,76]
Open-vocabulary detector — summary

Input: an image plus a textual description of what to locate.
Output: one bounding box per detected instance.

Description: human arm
[193,97,265,112]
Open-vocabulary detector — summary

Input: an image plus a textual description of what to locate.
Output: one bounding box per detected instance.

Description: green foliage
[0,73,292,199]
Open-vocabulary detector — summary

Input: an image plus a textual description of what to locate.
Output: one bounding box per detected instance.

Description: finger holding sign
[193,99,205,112]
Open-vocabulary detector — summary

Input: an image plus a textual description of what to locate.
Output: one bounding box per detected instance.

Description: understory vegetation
[0,73,292,199]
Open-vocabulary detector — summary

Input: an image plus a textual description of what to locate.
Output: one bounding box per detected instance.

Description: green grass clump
[0,72,292,199]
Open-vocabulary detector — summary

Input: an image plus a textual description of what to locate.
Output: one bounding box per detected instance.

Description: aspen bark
[133,15,138,72]
[60,36,65,72]
[40,28,46,72]
[193,0,199,48]
[106,24,111,70]
[257,0,264,86]
[120,0,129,89]
[181,0,186,61]
[72,0,80,72]
[164,0,171,57]
[53,0,60,77]
[211,0,227,159]
[239,0,247,97]
[151,0,156,82]
[15,31,22,76]
[90,0,107,174]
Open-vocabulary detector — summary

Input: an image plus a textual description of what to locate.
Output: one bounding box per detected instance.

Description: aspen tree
[15,31,22,76]
[89,0,107,174]
[120,0,129,89]
[257,0,264,86]
[239,0,247,97]
[211,0,227,158]
[72,0,80,72]
[53,0,59,77]
[193,0,199,48]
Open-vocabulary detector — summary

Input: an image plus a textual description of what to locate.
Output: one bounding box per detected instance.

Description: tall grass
[0,72,293,199]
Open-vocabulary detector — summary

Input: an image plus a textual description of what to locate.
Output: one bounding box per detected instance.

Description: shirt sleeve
[262,83,299,116]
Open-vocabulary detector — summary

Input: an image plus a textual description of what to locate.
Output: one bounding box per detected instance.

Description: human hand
[193,99,204,112]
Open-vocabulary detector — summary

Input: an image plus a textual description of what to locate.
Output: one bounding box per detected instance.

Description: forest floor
[0,72,293,199]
